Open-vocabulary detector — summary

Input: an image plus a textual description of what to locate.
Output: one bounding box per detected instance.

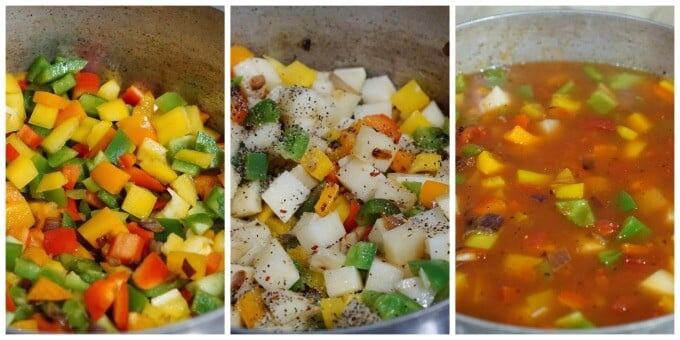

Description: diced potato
[480,86,510,113]
[616,125,638,140]
[517,169,552,186]
[640,269,674,296]
[292,212,346,255]
[353,102,393,121]
[481,176,505,190]
[551,94,581,113]
[231,220,271,266]
[626,112,652,133]
[383,224,425,265]
[373,177,417,210]
[427,232,449,260]
[262,290,316,325]
[231,181,262,218]
[464,233,498,250]
[421,101,446,128]
[395,277,435,308]
[253,239,299,291]
[504,125,539,145]
[553,183,585,200]
[330,90,361,127]
[324,266,363,297]
[262,171,310,223]
[621,140,646,159]
[233,57,282,91]
[332,67,367,93]
[337,157,386,202]
[309,247,346,273]
[364,260,404,293]
[352,126,398,172]
[290,164,319,190]
[361,75,396,104]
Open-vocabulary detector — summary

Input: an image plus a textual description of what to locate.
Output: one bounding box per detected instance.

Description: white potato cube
[292,212,346,255]
[231,181,262,218]
[242,122,282,152]
[353,102,393,120]
[276,86,332,135]
[373,177,417,210]
[351,126,398,172]
[330,90,361,126]
[409,207,448,238]
[361,75,396,104]
[332,67,367,93]
[231,220,272,266]
[324,266,363,297]
[262,290,316,324]
[537,118,561,135]
[395,277,435,308]
[230,166,241,199]
[434,195,450,218]
[427,231,450,260]
[480,86,510,113]
[421,101,446,128]
[290,164,319,190]
[383,223,426,266]
[640,269,674,296]
[367,217,390,251]
[387,172,444,185]
[233,57,282,91]
[253,238,300,291]
[309,247,346,273]
[337,157,386,202]
[262,171,310,222]
[365,259,404,292]
[312,71,334,94]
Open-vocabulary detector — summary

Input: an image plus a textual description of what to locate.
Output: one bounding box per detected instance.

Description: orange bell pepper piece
[27,277,74,301]
[361,114,402,143]
[194,174,220,201]
[16,124,43,149]
[55,100,87,126]
[33,91,70,109]
[7,143,20,162]
[235,288,266,329]
[205,252,224,275]
[132,252,169,290]
[85,128,116,158]
[61,164,82,190]
[124,167,166,192]
[118,153,137,169]
[91,161,131,195]
[419,181,449,209]
[230,45,254,72]
[390,150,415,173]
[117,113,158,146]
[42,228,79,256]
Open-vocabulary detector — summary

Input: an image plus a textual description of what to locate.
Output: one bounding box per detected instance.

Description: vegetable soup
[455,62,673,328]
[231,46,450,331]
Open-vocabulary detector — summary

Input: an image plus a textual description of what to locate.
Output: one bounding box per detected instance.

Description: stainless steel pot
[456,10,673,334]
[6,6,224,334]
[231,6,450,334]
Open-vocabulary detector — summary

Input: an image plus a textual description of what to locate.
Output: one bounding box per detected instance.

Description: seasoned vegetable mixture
[230,46,450,331]
[456,62,673,328]
[6,55,225,332]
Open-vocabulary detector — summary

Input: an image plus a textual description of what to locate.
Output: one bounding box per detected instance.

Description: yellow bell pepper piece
[41,117,80,153]
[504,125,539,145]
[399,110,431,135]
[554,168,576,184]
[170,174,198,207]
[212,230,225,253]
[128,312,158,331]
[73,244,95,260]
[332,195,351,223]
[551,94,581,113]
[152,106,191,145]
[137,137,168,162]
[553,183,585,200]
[320,297,346,329]
[132,92,156,117]
[166,251,207,280]
[7,134,36,159]
[301,147,334,180]
[7,92,26,133]
[140,159,178,184]
[78,207,129,248]
[409,153,442,173]
[122,184,157,219]
[616,125,638,140]
[520,102,545,119]
[185,105,204,135]
[281,60,317,87]
[174,149,215,169]
[28,103,59,129]
[265,215,297,237]
[256,204,274,224]
[517,169,552,186]
[626,113,652,134]
[22,247,51,267]
[392,79,430,118]
[476,151,504,175]
[97,98,129,122]
[659,79,674,93]
[10,320,38,331]
[6,181,36,231]
[481,176,505,190]
[149,288,191,322]
[6,73,22,93]
[161,234,185,255]
[236,288,266,329]
[27,277,74,301]
[622,140,647,159]
[314,183,340,217]
[6,155,39,189]
[86,120,113,149]
[464,233,499,250]
[36,172,68,193]
[97,79,121,101]
[287,245,309,266]
[70,116,99,144]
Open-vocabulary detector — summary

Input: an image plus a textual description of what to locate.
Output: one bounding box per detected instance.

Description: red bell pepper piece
[16,124,43,149]
[344,200,362,232]
[118,153,137,169]
[71,143,89,157]
[107,233,144,264]
[121,85,144,106]
[42,228,78,256]
[132,252,169,290]
[124,167,166,192]
[6,291,16,312]
[85,190,106,209]
[153,199,168,211]
[72,72,100,99]
[61,164,82,190]
[112,280,130,331]
[324,165,340,184]
[6,144,20,162]
[127,222,154,256]
[17,79,27,91]
[65,198,81,222]
[84,271,129,322]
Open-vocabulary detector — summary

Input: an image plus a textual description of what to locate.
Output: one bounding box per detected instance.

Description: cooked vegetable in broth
[6,55,225,332]
[230,46,450,331]
[455,62,673,328]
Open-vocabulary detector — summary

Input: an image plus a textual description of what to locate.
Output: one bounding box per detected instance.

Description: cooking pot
[456,9,673,334]
[6,6,224,334]
[231,6,449,334]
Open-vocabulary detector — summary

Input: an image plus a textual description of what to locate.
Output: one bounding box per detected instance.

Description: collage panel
[455,5,674,334]
[230,5,450,334]
[5,6,225,334]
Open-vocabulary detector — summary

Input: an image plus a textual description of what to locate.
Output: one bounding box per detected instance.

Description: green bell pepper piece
[11,305,35,322]
[38,266,67,287]
[455,73,466,93]
[47,146,78,168]
[141,279,188,298]
[62,212,76,228]
[205,186,225,220]
[171,159,202,177]
[482,68,507,87]
[166,135,196,163]
[356,199,400,227]
[104,129,135,165]
[598,249,623,267]
[413,127,446,152]
[408,259,450,293]
[14,258,41,281]
[26,55,51,83]
[29,124,52,138]
[583,65,604,82]
[82,177,102,192]
[195,131,222,169]
[186,272,225,298]
[79,270,108,284]
[52,73,76,95]
[44,188,68,208]
[62,300,89,333]
[373,293,423,320]
[128,284,148,313]
[516,84,534,101]
[9,285,27,306]
[6,241,23,272]
[460,143,484,157]
[344,242,378,270]
[191,290,224,315]
[154,218,186,242]
[404,206,425,218]
[181,213,214,235]
[245,98,281,126]
[95,314,119,333]
[617,216,651,241]
[555,199,595,227]
[79,93,107,116]
[97,190,119,209]
[34,57,88,85]
[401,181,422,196]
[155,92,187,112]
[244,152,268,181]
[275,125,309,161]
[555,80,575,95]
[555,311,595,329]
[615,191,638,212]
[64,271,90,292]
[23,90,36,113]
[587,90,618,115]
[610,73,643,91]
[28,154,53,199]
[79,198,92,218]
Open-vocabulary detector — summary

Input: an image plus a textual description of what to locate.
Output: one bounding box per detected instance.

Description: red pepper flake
[369,170,381,177]
[265,276,271,282]
[280,209,287,214]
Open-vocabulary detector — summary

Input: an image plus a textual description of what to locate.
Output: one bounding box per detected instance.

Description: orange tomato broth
[455,62,673,328]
